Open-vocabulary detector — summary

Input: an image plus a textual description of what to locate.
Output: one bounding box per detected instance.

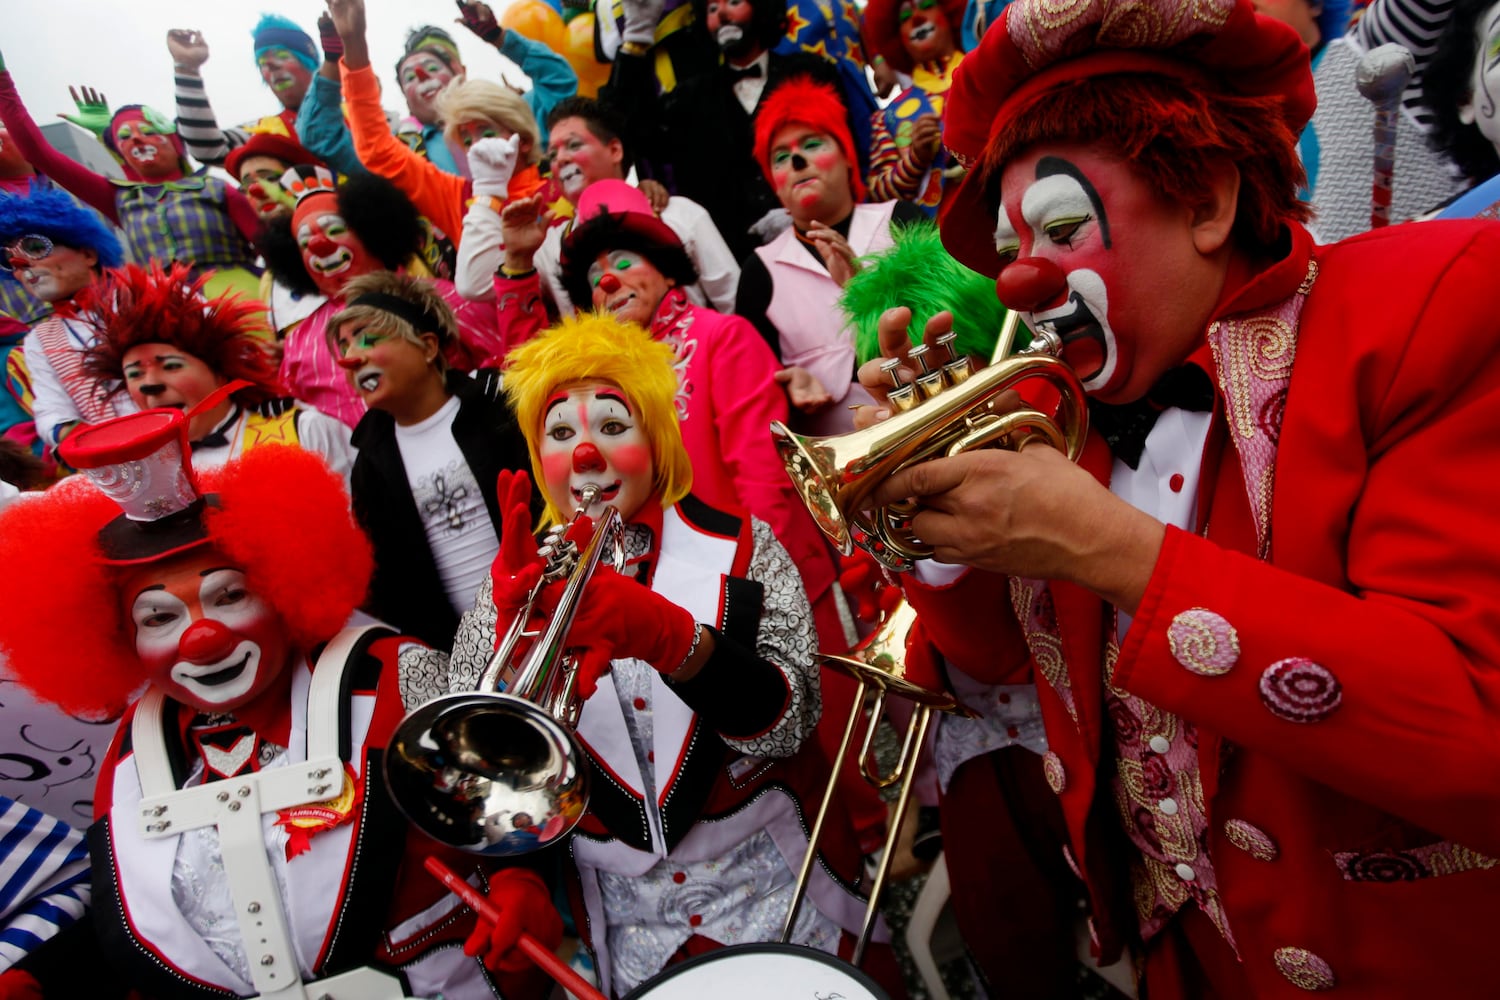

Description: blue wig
[252,14,319,73]
[0,184,124,272]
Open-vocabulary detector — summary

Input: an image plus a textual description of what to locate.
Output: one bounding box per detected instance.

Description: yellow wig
[505,313,693,526]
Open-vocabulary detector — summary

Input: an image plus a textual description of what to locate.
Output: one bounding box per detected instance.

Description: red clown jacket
[907,219,1500,997]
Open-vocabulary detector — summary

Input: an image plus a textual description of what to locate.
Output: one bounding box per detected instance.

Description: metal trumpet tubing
[383,489,622,857]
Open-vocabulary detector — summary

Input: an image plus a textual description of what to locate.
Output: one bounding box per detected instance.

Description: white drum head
[623,943,890,999]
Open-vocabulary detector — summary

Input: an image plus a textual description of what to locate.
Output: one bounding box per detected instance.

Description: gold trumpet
[770,312,1089,572]
[383,486,621,857]
[780,598,973,964]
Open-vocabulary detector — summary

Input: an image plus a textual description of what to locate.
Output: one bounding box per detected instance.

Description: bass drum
[622,943,890,999]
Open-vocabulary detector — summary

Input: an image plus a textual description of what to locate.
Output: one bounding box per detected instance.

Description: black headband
[347,291,442,335]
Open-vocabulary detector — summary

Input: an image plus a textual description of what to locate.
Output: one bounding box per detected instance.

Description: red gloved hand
[565,567,699,699]
[489,470,543,617]
[839,549,901,625]
[317,13,344,62]
[461,868,562,974]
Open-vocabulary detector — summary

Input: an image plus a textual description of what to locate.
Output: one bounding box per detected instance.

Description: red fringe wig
[74,263,284,409]
[754,76,867,203]
[981,74,1311,251]
[862,0,967,75]
[0,446,372,719]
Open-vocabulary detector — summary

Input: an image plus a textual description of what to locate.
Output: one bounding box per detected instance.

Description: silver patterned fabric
[396,641,450,711]
[597,829,841,995]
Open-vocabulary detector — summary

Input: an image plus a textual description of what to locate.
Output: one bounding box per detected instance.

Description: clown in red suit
[0,426,558,998]
[846,0,1500,994]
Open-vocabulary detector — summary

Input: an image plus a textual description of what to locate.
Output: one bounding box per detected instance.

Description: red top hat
[56,409,215,565]
[939,0,1313,276]
[224,132,324,180]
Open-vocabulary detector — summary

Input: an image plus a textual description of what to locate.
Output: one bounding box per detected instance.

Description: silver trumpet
[383,486,622,856]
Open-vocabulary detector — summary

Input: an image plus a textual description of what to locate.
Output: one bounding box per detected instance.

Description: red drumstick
[424,856,607,1000]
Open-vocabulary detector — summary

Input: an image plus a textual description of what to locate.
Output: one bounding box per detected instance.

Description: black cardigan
[350,371,535,649]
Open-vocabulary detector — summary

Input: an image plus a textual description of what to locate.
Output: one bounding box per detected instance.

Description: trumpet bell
[383,692,590,857]
[819,600,973,718]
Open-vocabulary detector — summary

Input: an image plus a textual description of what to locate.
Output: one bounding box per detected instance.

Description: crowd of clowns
[0,0,1496,993]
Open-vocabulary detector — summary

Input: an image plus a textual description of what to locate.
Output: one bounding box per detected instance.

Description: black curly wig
[559,217,698,308]
[258,172,425,297]
[1422,0,1500,184]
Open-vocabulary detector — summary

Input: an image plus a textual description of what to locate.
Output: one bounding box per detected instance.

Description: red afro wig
[863,0,966,74]
[0,446,372,719]
[75,263,283,408]
[754,76,867,203]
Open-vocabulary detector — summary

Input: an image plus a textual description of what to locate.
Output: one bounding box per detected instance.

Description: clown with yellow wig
[451,315,904,997]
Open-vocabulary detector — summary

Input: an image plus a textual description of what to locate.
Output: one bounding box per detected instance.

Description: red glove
[565,568,698,699]
[489,470,544,618]
[838,550,902,625]
[461,868,562,974]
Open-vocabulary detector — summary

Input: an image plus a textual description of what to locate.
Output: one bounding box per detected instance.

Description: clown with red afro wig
[0,444,371,720]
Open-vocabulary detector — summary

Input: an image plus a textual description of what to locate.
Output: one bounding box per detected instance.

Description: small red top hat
[56,409,215,565]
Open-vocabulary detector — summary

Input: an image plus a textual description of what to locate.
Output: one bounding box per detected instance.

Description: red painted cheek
[811,152,841,172]
[772,167,793,189]
[541,452,572,487]
[607,443,652,476]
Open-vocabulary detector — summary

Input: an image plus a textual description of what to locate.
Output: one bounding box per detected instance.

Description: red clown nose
[178,619,240,665]
[995,258,1069,314]
[307,236,341,258]
[572,442,605,473]
[596,272,622,295]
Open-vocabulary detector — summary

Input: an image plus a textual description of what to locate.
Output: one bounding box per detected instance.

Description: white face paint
[995,172,1121,391]
[128,566,285,709]
[1459,1,1500,160]
[539,384,655,522]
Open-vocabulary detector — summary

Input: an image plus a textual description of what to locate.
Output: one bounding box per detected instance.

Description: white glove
[748,207,793,243]
[468,134,521,201]
[621,0,666,47]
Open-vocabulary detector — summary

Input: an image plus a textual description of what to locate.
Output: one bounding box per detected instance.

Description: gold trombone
[383,486,621,856]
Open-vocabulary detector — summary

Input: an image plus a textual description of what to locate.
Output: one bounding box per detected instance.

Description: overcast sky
[5,0,537,135]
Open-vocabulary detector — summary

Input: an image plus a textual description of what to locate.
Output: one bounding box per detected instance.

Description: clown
[335,271,533,650]
[455,96,740,315]
[846,0,1500,994]
[260,165,507,428]
[320,0,548,252]
[0,427,558,998]
[165,16,319,170]
[863,0,965,215]
[451,317,903,998]
[738,77,925,434]
[81,263,355,480]
[0,184,131,456]
[0,56,260,301]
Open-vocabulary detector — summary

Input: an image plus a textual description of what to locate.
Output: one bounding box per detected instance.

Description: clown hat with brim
[561,180,682,259]
[938,0,1314,277]
[56,408,217,566]
[224,132,324,180]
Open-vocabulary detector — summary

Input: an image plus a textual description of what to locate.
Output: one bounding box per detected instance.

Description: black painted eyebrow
[1035,156,1111,249]
[199,566,236,577]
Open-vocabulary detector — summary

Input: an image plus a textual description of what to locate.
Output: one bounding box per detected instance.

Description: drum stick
[424,856,607,1000]
[1356,44,1416,229]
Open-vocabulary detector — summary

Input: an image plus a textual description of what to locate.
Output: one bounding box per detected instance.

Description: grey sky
[4,0,536,139]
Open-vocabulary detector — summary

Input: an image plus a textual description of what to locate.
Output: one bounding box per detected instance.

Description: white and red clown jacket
[90,627,540,1000]
[449,496,880,997]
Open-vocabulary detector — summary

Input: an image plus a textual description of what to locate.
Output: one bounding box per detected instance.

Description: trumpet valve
[880,357,920,412]
[935,332,973,384]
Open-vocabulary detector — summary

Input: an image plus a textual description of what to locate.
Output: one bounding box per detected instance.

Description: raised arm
[167,30,246,167]
[0,62,119,222]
